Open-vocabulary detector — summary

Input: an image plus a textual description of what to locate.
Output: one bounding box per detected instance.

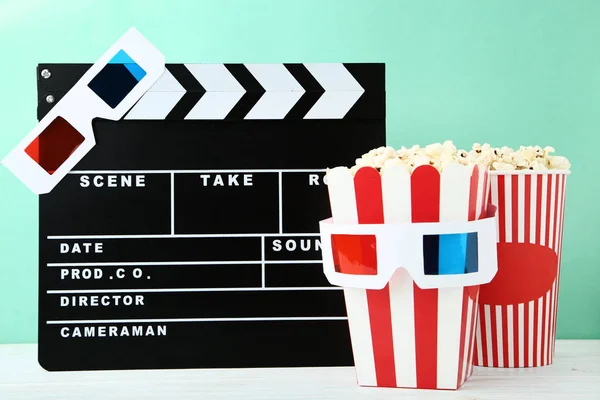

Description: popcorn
[442,140,457,155]
[511,152,529,169]
[355,157,370,167]
[383,157,412,173]
[472,143,492,154]
[395,146,409,159]
[474,149,495,166]
[412,154,431,168]
[548,155,571,170]
[492,161,516,171]
[533,145,544,159]
[424,142,443,158]
[344,141,483,175]
[344,140,570,175]
[519,146,536,162]
[383,157,405,168]
[439,152,458,170]
[497,146,514,163]
[373,154,388,168]
[384,146,395,158]
[465,143,570,171]
[528,160,548,171]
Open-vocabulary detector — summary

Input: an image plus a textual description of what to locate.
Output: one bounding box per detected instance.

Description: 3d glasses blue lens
[88,50,147,109]
[423,232,479,276]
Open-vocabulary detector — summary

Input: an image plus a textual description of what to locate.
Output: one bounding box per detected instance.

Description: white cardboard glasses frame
[319,205,498,290]
[1,27,165,195]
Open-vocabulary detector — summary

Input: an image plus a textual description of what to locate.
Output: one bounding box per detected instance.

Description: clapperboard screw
[45,95,55,104]
[41,69,51,79]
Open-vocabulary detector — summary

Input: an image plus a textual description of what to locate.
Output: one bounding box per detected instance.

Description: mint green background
[0,0,599,344]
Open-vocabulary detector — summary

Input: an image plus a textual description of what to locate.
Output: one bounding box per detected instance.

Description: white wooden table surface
[0,340,599,399]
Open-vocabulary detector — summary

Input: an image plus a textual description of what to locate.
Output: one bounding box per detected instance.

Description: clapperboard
[37,62,385,371]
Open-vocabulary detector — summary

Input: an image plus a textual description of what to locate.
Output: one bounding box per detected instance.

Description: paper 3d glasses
[2,28,165,194]
[319,204,498,290]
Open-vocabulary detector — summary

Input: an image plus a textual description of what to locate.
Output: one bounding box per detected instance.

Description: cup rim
[490,169,571,176]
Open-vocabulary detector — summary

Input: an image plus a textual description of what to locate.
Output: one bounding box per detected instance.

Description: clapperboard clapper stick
[27,30,386,371]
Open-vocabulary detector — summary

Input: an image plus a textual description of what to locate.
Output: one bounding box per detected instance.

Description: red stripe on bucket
[473,332,479,366]
[497,175,506,243]
[479,169,489,219]
[467,164,479,221]
[411,165,440,389]
[456,287,470,386]
[353,167,396,388]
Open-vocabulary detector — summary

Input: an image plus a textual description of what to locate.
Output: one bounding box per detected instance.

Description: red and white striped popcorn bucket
[319,163,499,390]
[474,170,569,368]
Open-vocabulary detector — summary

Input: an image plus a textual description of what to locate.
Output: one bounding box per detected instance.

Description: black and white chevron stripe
[123,63,383,120]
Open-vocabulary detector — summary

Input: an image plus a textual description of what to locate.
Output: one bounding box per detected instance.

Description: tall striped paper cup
[326,163,491,390]
[474,170,569,368]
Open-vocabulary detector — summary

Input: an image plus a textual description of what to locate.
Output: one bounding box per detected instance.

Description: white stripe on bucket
[496,305,504,367]
[476,309,484,366]
[344,288,377,385]
[382,167,417,388]
[437,288,464,389]
[548,175,556,250]
[389,270,416,388]
[517,175,525,243]
[504,176,512,243]
[518,302,525,367]
[530,175,537,244]
[507,304,514,368]
[544,290,551,365]
[484,305,494,365]
[539,175,548,247]
[536,298,543,366]
[436,164,472,389]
